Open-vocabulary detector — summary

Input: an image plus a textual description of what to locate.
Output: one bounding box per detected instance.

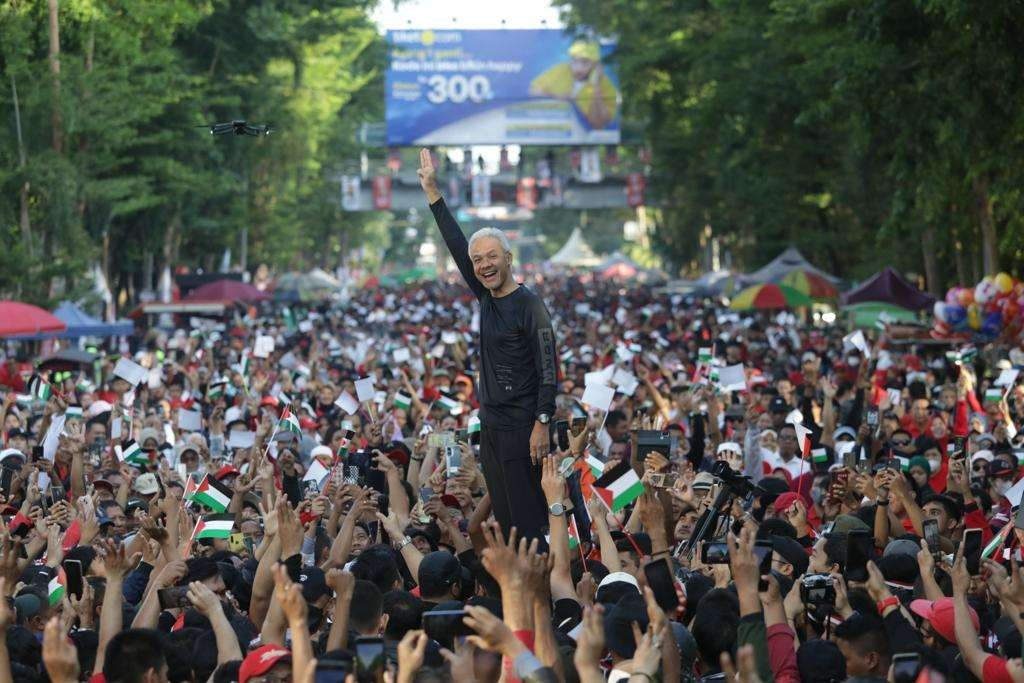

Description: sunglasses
[892,439,911,447]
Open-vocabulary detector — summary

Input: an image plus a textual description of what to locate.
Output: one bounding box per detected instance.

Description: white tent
[547,228,601,267]
[745,246,839,284]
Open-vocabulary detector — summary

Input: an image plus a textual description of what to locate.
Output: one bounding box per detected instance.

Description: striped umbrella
[730,283,814,310]
[781,270,838,300]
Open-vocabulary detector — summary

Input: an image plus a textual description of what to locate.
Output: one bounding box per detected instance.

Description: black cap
[771,535,809,577]
[417,551,463,597]
[6,428,27,440]
[298,567,331,603]
[769,396,788,414]
[796,639,846,683]
[990,458,1016,478]
[603,593,649,658]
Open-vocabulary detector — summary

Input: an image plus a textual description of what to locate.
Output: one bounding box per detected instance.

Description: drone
[200,120,273,136]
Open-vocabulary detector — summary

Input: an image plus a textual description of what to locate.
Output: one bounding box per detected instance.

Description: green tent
[842,301,920,328]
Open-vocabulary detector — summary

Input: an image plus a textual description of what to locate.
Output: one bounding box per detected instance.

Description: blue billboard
[385,29,621,146]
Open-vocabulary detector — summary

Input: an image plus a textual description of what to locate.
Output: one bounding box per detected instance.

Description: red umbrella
[0,301,67,337]
[184,279,269,303]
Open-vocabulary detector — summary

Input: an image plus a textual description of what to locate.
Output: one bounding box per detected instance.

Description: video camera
[799,574,835,607]
[711,460,755,498]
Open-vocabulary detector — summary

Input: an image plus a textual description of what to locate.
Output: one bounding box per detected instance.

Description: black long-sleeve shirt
[430,198,557,430]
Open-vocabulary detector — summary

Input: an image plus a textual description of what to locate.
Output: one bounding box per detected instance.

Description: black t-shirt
[430,199,557,430]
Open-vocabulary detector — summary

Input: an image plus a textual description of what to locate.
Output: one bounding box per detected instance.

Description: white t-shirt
[762,450,808,480]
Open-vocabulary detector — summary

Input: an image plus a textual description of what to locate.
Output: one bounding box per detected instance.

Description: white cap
[598,571,640,591]
[88,400,113,417]
[716,442,742,455]
[0,448,25,464]
[971,449,994,464]
[310,445,333,460]
[133,473,159,495]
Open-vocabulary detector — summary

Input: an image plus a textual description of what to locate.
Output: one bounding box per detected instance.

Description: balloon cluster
[933,272,1023,342]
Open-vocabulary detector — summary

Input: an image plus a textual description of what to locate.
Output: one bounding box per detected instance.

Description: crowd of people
[0,267,1023,683]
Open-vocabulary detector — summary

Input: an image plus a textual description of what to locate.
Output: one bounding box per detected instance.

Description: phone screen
[702,542,729,564]
[445,445,461,475]
[62,560,84,600]
[422,610,474,640]
[891,653,921,683]
[354,637,386,677]
[643,559,680,613]
[923,518,941,555]
[556,420,570,451]
[571,417,587,437]
[314,660,352,683]
[31,446,44,462]
[963,528,982,575]
[0,467,14,496]
[845,530,873,582]
[157,586,190,610]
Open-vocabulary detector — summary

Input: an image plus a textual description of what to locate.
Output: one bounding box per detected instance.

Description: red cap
[910,597,978,644]
[259,395,280,408]
[773,492,804,515]
[239,644,290,683]
[299,417,318,430]
[214,465,240,481]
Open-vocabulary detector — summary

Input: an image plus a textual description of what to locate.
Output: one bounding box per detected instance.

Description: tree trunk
[974,172,998,275]
[921,226,941,295]
[47,0,62,154]
[10,75,32,257]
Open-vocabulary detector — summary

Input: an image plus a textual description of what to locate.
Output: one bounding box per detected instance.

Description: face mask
[927,457,942,473]
[995,479,1013,497]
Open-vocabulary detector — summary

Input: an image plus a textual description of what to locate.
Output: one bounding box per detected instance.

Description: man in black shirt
[417,149,556,542]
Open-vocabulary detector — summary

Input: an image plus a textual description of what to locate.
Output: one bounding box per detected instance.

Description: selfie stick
[683,484,734,560]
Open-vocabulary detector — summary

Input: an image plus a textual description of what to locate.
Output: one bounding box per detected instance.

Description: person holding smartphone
[418,149,555,543]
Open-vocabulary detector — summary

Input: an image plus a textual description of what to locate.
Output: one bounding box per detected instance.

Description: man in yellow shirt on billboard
[529,40,619,130]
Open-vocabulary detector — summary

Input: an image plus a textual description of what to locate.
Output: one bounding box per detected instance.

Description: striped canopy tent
[781,270,839,300]
[730,283,813,310]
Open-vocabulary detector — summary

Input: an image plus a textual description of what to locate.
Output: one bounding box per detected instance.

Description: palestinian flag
[567,515,581,550]
[192,474,231,513]
[592,460,644,512]
[468,415,481,435]
[584,453,605,478]
[277,407,301,437]
[238,353,251,388]
[193,514,234,540]
[893,455,910,472]
[206,380,227,402]
[437,395,463,415]
[29,374,52,402]
[698,348,713,363]
[336,429,355,460]
[182,476,198,502]
[791,421,813,458]
[982,523,1012,561]
[393,392,412,411]
[65,406,83,420]
[119,440,149,467]
[48,568,66,606]
[811,447,829,464]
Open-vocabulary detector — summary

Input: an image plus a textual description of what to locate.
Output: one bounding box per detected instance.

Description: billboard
[386,29,620,146]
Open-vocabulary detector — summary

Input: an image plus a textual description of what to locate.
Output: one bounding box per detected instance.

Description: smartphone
[923,518,942,558]
[962,528,982,575]
[157,586,191,610]
[62,559,84,601]
[0,467,14,496]
[354,636,386,680]
[31,446,44,463]
[454,428,468,444]
[643,559,680,613]
[702,542,729,564]
[422,609,474,640]
[444,444,461,475]
[301,479,320,499]
[845,530,873,582]
[866,408,879,427]
[953,435,967,458]
[891,652,922,683]
[47,484,66,509]
[556,420,570,452]
[1015,504,1024,531]
[314,660,352,683]
[843,445,858,470]
[571,416,587,437]
[830,469,849,491]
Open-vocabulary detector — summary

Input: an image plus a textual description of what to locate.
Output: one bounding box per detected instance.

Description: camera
[800,574,835,606]
[636,430,673,463]
[711,460,755,497]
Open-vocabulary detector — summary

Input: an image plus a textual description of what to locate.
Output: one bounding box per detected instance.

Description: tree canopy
[0,0,388,305]
[555,0,1024,290]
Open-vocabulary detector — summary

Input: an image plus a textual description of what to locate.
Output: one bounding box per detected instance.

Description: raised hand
[540,455,565,505]
[186,580,223,617]
[463,604,525,657]
[98,539,142,581]
[573,604,606,671]
[42,616,80,683]
[272,564,308,625]
[417,149,440,203]
[397,629,429,681]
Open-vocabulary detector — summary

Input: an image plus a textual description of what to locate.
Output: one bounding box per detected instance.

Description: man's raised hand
[418,148,441,203]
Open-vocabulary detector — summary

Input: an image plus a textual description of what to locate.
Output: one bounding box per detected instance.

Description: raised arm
[418,149,487,299]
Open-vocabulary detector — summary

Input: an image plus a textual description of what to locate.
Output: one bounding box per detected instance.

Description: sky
[371,0,563,32]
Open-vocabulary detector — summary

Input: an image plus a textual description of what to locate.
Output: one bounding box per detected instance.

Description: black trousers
[479,424,548,543]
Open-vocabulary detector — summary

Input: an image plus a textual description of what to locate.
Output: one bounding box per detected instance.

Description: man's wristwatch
[537,413,550,425]
[395,536,413,551]
[548,502,565,517]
